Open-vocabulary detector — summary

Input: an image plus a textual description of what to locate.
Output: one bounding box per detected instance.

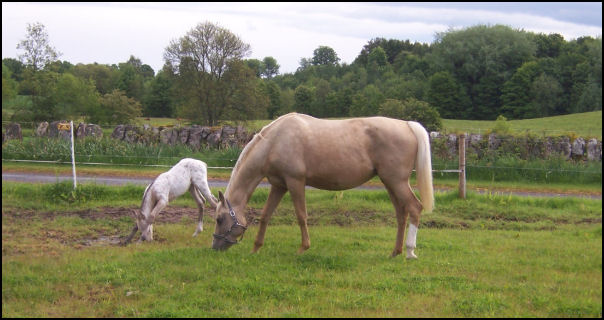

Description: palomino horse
[122,158,218,244]
[212,113,433,259]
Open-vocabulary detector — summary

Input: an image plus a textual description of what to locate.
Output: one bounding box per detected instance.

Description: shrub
[379,98,443,131]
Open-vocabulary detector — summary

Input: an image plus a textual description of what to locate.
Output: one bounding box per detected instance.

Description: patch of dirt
[3,206,260,224]
[3,206,262,250]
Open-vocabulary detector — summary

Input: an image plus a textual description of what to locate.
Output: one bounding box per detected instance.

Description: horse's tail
[407,121,434,213]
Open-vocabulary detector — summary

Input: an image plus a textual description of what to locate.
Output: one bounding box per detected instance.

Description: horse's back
[263,114,419,189]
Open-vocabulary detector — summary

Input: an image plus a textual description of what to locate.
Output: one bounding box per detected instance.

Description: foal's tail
[407,121,434,213]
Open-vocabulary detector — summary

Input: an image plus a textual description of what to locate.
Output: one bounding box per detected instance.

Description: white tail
[407,121,434,213]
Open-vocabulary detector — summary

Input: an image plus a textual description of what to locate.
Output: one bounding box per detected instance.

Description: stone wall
[3,121,602,161]
[109,124,252,149]
[429,132,602,162]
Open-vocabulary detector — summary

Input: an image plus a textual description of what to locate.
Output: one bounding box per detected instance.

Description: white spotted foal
[122,158,218,244]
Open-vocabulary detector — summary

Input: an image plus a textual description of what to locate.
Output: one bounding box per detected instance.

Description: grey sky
[2,2,602,74]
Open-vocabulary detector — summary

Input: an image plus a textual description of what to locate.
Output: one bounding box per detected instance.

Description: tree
[2,62,18,104]
[501,61,542,118]
[71,63,119,95]
[54,73,100,120]
[262,56,279,79]
[368,46,388,67]
[143,69,175,117]
[15,22,62,121]
[164,21,252,125]
[431,25,536,119]
[17,22,61,72]
[427,71,468,119]
[294,85,313,114]
[88,89,142,124]
[349,84,384,117]
[379,98,442,132]
[312,46,340,66]
[245,59,264,77]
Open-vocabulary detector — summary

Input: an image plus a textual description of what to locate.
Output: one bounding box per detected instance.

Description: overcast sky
[2,2,602,74]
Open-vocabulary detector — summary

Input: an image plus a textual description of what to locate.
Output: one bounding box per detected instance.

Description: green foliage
[54,73,100,119]
[87,89,142,124]
[3,23,601,128]
[311,46,340,66]
[491,115,511,134]
[379,97,442,131]
[164,21,253,126]
[427,71,468,119]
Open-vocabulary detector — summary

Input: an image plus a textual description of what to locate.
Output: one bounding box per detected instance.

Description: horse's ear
[218,191,226,206]
[131,209,140,219]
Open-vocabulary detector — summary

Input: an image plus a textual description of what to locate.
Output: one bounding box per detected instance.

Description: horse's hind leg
[190,186,206,237]
[286,179,310,254]
[252,185,286,253]
[383,180,423,259]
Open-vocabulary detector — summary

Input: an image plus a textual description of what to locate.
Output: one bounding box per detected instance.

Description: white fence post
[70,120,77,189]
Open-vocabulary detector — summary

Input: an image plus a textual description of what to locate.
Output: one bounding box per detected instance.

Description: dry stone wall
[2,121,602,161]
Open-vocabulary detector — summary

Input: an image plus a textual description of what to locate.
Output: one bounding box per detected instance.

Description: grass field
[2,181,602,317]
[244,111,603,139]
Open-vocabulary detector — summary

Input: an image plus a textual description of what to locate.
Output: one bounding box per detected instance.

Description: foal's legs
[190,186,206,237]
[143,198,168,241]
[252,185,286,253]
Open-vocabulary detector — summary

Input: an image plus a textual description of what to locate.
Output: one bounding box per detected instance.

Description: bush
[379,98,443,131]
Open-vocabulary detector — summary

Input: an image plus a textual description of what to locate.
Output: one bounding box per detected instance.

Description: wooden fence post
[458,133,466,199]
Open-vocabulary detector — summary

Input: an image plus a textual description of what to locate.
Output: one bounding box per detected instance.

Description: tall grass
[2,136,242,168]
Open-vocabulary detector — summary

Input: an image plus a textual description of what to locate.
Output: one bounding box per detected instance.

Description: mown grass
[442,110,602,139]
[2,181,602,317]
[244,111,603,139]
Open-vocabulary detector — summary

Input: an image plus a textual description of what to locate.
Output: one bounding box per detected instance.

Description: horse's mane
[141,177,157,211]
[225,113,298,196]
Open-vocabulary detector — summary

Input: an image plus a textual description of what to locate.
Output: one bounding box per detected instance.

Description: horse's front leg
[253,185,286,253]
[287,180,310,254]
[143,199,168,241]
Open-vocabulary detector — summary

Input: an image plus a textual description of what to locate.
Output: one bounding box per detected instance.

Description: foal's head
[211,191,247,251]
[131,209,153,241]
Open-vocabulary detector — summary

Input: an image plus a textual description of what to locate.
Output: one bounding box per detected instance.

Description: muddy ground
[2,206,262,250]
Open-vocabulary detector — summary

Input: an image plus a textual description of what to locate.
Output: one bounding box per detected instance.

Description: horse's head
[212,191,247,251]
[131,209,153,241]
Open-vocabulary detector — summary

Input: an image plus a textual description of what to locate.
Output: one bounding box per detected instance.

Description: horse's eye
[217,216,224,224]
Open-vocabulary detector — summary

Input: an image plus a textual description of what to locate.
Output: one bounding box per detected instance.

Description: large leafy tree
[431,25,536,120]
[312,46,340,66]
[164,21,252,125]
[262,56,280,79]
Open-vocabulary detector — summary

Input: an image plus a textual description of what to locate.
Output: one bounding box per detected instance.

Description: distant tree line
[2,22,601,131]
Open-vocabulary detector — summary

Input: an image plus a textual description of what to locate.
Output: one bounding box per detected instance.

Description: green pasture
[2,181,602,317]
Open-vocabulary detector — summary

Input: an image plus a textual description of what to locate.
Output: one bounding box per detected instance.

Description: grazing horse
[212,113,434,259]
[122,158,218,244]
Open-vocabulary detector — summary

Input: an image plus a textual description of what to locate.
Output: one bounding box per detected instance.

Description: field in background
[244,111,603,139]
